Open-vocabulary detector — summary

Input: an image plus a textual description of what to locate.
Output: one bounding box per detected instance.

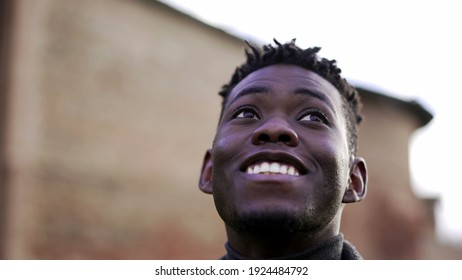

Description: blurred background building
[0,0,461,259]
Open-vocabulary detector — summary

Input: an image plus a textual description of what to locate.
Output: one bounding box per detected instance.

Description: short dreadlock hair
[218,39,363,155]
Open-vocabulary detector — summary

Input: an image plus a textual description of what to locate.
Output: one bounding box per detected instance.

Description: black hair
[218,39,363,155]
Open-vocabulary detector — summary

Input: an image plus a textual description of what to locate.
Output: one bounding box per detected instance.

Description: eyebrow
[227,86,270,107]
[293,88,335,112]
[229,86,335,112]
[235,86,269,99]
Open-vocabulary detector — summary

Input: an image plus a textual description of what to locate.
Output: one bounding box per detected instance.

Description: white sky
[160,0,462,244]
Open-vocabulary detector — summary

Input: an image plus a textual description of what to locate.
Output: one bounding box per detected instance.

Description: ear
[342,157,368,203]
[199,149,213,194]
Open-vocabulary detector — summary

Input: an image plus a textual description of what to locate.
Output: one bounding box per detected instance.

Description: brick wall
[3,0,243,259]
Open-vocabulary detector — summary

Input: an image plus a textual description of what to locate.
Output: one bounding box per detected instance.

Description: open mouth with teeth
[245,161,300,176]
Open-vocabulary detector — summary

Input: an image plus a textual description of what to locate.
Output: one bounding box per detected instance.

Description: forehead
[226,64,343,110]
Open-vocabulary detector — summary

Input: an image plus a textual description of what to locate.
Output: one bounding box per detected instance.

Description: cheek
[210,130,243,197]
[214,124,249,145]
[212,137,236,170]
[212,127,250,166]
[314,133,350,184]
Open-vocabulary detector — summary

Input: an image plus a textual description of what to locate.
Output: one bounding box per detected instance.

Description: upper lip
[239,150,309,175]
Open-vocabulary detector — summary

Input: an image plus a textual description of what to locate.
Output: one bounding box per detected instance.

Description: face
[200,64,366,234]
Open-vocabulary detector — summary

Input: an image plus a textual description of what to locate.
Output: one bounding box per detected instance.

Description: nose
[251,117,299,147]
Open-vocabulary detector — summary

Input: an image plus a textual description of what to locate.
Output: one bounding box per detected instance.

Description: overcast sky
[159,0,462,244]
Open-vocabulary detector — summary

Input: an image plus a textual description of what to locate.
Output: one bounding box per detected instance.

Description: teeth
[245,161,300,176]
[288,166,295,176]
[260,162,270,173]
[270,162,280,173]
[246,166,254,174]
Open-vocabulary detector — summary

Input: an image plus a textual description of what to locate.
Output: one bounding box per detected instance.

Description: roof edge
[356,86,433,128]
[145,0,251,43]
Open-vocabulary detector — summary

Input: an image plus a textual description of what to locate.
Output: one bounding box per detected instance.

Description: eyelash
[231,106,260,120]
[230,106,329,125]
[298,109,330,124]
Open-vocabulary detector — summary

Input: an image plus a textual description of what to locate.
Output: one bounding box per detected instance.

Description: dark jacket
[221,234,362,260]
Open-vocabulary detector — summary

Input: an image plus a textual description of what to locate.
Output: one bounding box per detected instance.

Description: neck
[225,223,339,259]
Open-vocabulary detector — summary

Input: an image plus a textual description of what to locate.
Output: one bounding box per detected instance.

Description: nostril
[258,134,270,143]
[278,134,291,143]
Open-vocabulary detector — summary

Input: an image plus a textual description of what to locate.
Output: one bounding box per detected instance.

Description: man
[199,39,368,260]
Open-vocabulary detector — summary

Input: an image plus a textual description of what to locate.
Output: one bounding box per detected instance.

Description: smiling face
[200,64,366,236]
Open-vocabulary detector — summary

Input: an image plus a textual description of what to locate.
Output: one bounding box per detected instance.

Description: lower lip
[241,172,301,182]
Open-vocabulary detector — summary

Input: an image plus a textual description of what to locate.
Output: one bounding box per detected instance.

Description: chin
[225,208,310,234]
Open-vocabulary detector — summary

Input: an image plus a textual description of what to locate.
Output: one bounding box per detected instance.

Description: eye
[299,110,329,124]
[233,107,260,120]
